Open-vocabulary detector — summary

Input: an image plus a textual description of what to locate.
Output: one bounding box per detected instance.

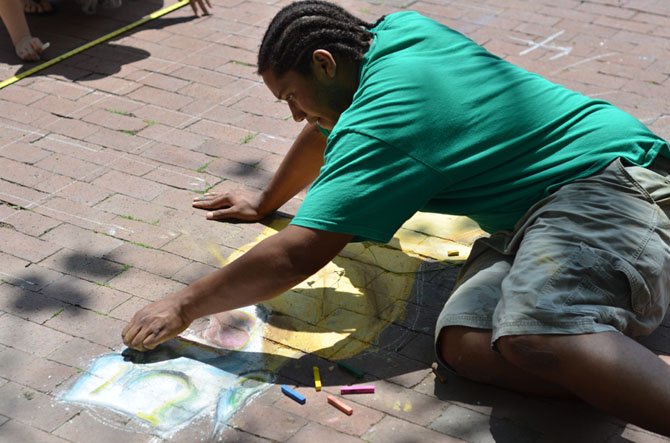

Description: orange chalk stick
[327,394,353,415]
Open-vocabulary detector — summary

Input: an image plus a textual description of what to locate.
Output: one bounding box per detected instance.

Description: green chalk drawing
[60,306,275,439]
[130,371,197,426]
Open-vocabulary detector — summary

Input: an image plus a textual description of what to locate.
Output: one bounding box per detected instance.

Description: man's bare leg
[438,326,572,397]
[497,332,670,436]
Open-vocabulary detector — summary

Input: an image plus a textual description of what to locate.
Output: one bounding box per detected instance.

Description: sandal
[23,0,57,15]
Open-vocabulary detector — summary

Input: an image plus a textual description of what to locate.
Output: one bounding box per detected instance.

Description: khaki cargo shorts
[435,156,670,363]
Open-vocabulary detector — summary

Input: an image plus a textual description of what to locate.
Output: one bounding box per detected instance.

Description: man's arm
[122,225,352,351]
[193,123,326,221]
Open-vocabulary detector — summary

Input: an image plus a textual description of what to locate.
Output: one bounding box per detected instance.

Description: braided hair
[257,0,380,76]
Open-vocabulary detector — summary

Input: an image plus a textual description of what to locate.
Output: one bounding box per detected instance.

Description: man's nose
[288,102,306,122]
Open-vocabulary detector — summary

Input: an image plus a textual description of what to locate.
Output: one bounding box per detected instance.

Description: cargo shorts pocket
[535,243,652,321]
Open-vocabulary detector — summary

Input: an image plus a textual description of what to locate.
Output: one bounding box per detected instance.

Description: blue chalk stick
[281,384,306,404]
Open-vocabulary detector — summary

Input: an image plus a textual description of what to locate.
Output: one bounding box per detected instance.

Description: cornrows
[257,0,379,76]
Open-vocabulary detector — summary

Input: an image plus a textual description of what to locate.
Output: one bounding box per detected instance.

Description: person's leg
[438,326,571,397]
[497,332,670,436]
[484,159,670,435]
[434,235,574,397]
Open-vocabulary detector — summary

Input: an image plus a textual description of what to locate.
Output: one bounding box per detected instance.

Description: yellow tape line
[0,0,190,90]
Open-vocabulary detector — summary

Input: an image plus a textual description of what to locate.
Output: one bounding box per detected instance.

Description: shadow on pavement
[0,0,196,80]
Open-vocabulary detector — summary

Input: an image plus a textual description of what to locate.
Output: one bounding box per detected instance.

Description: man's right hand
[122,295,192,351]
[193,192,267,222]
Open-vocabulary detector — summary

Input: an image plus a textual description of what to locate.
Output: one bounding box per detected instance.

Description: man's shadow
[0,0,197,79]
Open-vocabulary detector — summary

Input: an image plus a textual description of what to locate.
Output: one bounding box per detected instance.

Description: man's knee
[496,334,562,372]
[438,326,492,380]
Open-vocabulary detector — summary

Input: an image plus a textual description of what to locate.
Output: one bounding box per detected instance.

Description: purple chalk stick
[340,385,375,394]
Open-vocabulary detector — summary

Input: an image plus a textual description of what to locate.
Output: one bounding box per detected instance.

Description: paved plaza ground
[1,0,670,441]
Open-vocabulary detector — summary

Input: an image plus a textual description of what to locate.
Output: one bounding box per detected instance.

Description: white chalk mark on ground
[510,30,572,60]
[0,271,37,286]
[551,52,617,75]
[452,1,501,14]
[44,134,102,152]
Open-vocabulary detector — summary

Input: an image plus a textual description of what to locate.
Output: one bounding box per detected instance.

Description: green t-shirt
[291,11,669,241]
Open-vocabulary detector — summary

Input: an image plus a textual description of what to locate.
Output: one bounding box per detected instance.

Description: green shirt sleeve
[290,131,442,243]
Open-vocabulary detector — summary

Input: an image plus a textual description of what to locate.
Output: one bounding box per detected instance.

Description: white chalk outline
[510,30,572,60]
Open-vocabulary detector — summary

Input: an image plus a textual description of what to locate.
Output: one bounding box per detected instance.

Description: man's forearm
[177,225,348,322]
[177,245,310,322]
[258,123,327,215]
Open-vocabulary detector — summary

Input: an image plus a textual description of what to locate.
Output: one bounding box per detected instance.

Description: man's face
[262,64,348,131]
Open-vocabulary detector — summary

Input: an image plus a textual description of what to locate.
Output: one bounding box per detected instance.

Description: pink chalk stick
[340,385,375,394]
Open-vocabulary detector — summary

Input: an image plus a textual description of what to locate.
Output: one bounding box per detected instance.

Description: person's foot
[23,0,55,14]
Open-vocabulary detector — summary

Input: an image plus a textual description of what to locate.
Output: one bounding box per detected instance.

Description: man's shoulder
[373,10,433,30]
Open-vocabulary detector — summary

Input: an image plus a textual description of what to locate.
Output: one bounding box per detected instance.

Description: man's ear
[311,49,337,80]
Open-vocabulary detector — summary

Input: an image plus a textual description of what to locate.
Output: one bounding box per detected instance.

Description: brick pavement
[1,0,670,442]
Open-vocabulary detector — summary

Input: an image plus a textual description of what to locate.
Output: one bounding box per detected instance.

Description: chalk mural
[60,212,483,439]
[61,304,276,438]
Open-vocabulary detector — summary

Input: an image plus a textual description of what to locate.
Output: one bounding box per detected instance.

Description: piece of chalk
[313,366,322,392]
[337,361,364,379]
[42,42,50,50]
[431,362,447,384]
[341,385,375,395]
[327,394,353,415]
[281,385,306,404]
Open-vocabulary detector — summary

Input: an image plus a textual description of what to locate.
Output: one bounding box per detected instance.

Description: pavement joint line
[0,191,134,233]
[113,14,268,93]
[0,0,191,90]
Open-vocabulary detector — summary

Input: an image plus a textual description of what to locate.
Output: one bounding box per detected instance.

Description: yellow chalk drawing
[392,399,413,412]
[133,371,197,426]
[198,213,484,363]
[90,366,127,395]
[207,242,228,267]
[60,211,483,438]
